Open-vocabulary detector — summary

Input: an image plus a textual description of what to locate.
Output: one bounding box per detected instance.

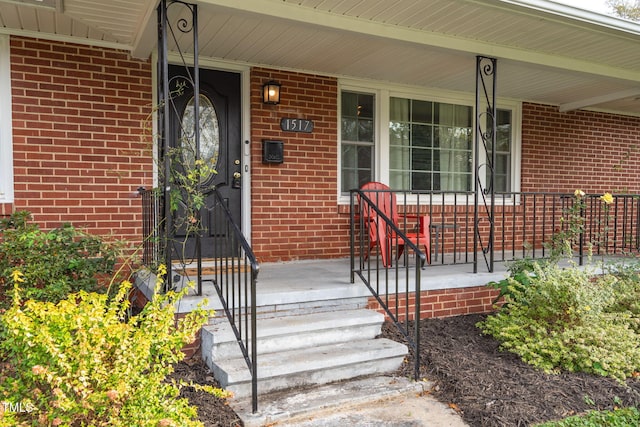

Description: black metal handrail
[348,190,640,272]
[205,188,260,413]
[349,188,640,377]
[139,187,260,412]
[350,189,425,381]
[491,192,640,266]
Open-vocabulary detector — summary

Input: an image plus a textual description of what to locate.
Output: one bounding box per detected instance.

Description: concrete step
[211,338,408,398]
[231,375,432,427]
[254,296,369,318]
[202,309,385,362]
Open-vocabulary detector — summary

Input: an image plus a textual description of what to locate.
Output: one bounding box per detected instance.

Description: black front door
[169,65,242,259]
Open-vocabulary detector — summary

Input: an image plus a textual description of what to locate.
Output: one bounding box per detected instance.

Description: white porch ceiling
[2,0,640,115]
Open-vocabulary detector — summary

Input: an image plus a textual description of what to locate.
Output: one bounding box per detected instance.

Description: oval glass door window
[181,94,220,182]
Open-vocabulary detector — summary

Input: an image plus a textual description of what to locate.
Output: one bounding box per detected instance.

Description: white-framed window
[340,90,375,192]
[338,80,521,201]
[389,97,473,192]
[0,34,14,204]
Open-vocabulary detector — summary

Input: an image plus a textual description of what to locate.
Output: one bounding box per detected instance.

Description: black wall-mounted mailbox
[262,140,284,164]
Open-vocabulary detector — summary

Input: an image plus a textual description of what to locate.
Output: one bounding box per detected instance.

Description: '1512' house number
[280,118,314,133]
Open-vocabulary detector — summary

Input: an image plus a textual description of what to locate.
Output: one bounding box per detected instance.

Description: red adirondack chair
[359,182,431,267]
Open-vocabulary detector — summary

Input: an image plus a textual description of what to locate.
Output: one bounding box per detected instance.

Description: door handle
[232,172,241,189]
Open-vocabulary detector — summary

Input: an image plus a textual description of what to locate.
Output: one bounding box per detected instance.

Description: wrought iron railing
[139,187,260,412]
[205,189,260,412]
[483,192,640,266]
[139,187,161,266]
[350,189,640,272]
[350,189,426,381]
[349,188,640,378]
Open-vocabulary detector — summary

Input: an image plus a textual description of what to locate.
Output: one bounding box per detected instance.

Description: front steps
[201,306,408,400]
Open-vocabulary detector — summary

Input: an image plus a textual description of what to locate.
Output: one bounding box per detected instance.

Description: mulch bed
[175,313,640,427]
[171,357,243,427]
[384,313,640,426]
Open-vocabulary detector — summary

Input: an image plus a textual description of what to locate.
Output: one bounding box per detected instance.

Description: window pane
[341,92,358,117]
[390,98,473,192]
[181,94,220,184]
[389,122,410,146]
[412,148,431,170]
[412,100,432,123]
[412,171,431,191]
[341,144,373,192]
[341,91,375,193]
[487,109,512,192]
[455,104,473,127]
[358,118,374,142]
[357,93,374,119]
[390,97,409,121]
[341,117,357,140]
[390,146,410,170]
[342,144,356,168]
[357,145,372,169]
[495,175,507,192]
[413,124,431,148]
[390,170,410,190]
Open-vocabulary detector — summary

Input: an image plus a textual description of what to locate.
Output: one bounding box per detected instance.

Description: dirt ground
[176,313,640,427]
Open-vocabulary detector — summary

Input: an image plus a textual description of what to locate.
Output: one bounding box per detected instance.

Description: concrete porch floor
[136,252,619,315]
[169,255,511,314]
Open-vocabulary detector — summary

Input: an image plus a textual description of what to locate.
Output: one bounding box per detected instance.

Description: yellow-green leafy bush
[479,263,640,382]
[0,269,221,427]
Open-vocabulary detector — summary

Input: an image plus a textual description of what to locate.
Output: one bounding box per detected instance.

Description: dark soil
[171,357,243,427]
[176,313,640,427]
[384,313,640,426]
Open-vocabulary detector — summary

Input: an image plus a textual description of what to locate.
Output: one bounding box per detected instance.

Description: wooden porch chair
[359,182,431,266]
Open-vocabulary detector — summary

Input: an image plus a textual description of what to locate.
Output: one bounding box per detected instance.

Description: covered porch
[136,183,640,412]
[137,256,510,315]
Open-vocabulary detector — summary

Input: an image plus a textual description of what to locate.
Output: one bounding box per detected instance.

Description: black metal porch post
[474,56,497,273]
[158,0,172,290]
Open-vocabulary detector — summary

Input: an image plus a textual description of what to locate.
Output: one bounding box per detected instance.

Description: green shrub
[604,262,640,327]
[0,211,120,309]
[0,267,223,427]
[536,406,640,426]
[479,263,640,382]
[487,257,537,306]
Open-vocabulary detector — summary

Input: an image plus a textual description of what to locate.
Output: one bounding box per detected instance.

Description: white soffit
[195,0,640,113]
[2,0,640,113]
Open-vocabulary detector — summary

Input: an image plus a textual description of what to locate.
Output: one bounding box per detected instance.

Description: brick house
[4,0,640,408]
[2,0,640,296]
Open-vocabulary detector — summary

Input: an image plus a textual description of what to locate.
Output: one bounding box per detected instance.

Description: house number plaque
[280,118,314,133]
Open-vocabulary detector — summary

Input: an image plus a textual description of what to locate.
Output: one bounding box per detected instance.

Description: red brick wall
[9,37,153,247]
[0,203,13,218]
[367,286,500,321]
[521,103,640,194]
[247,84,640,262]
[8,47,640,265]
[250,68,350,262]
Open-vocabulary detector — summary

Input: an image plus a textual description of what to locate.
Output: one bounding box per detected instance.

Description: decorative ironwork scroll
[157,0,201,292]
[474,56,497,273]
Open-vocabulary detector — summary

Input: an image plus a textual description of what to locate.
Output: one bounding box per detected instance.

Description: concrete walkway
[232,376,469,427]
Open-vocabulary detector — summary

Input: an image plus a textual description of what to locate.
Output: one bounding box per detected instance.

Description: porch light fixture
[262,81,281,105]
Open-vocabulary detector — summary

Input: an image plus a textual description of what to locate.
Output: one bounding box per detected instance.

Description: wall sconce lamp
[262,80,281,105]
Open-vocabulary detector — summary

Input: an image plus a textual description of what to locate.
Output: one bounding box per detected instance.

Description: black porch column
[157,0,201,292]
[474,56,497,273]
